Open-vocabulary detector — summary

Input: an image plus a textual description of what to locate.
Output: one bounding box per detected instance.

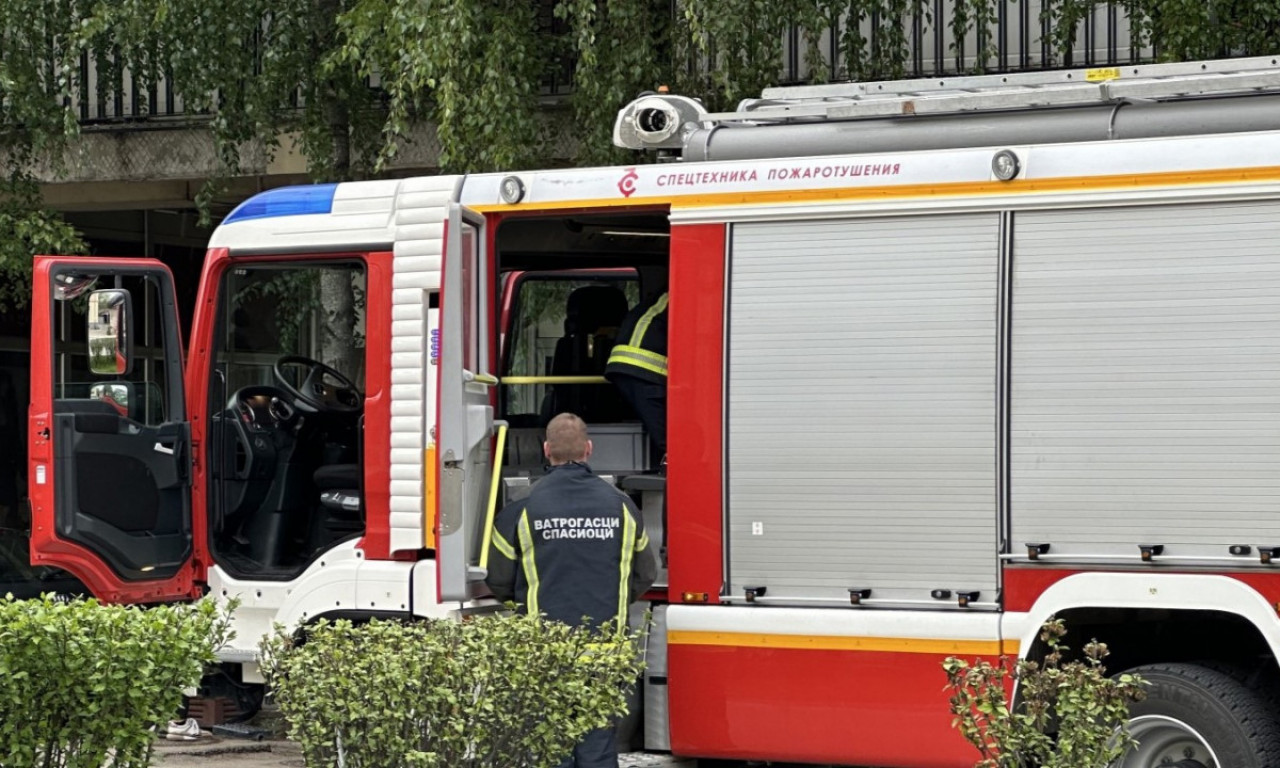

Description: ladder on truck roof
[613,55,1280,158]
[722,55,1280,122]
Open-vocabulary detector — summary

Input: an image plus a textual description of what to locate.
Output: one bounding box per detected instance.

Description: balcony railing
[74,51,186,125]
[777,0,1153,84]
[72,1,1151,126]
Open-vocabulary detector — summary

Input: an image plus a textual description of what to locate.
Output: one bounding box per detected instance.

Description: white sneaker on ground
[165,718,202,741]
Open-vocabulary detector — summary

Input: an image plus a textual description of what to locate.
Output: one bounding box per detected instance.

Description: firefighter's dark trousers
[556,725,618,768]
[611,374,666,459]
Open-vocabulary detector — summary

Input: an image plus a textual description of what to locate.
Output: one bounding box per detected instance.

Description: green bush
[262,614,645,768]
[944,618,1147,768]
[0,595,230,768]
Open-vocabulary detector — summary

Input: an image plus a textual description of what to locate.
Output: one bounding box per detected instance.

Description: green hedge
[262,614,645,768]
[0,595,229,768]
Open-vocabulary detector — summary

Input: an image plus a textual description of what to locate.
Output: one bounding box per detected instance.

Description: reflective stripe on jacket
[605,293,668,384]
[485,462,657,632]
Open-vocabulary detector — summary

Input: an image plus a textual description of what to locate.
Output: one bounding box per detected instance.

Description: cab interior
[493,211,671,581]
[200,212,674,582]
[206,261,367,579]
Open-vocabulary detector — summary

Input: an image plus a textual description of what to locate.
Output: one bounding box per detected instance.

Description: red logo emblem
[618,168,639,198]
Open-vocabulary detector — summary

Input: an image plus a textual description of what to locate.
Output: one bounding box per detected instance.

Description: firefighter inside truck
[494,212,670,575]
[206,261,367,579]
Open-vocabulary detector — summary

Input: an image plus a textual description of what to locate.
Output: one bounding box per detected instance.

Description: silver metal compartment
[1010,200,1280,562]
[726,214,1001,605]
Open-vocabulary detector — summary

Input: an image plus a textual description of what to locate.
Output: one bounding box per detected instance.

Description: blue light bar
[223,183,339,224]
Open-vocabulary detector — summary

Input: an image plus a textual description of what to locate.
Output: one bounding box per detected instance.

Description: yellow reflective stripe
[613,356,667,378]
[629,293,668,348]
[635,530,649,552]
[667,631,1013,657]
[612,344,667,364]
[517,510,540,615]
[617,505,637,635]
[465,166,1280,215]
[607,346,668,377]
[492,530,517,561]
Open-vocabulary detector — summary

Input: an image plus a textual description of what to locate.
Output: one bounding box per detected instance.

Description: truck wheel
[1115,663,1280,768]
[1190,658,1280,724]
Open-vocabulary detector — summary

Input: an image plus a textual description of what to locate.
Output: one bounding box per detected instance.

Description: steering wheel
[222,385,294,482]
[273,355,362,414]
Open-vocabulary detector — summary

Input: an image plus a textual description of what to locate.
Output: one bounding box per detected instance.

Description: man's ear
[583,439,593,460]
[543,441,552,460]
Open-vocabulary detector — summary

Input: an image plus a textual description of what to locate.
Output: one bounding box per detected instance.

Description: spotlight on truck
[613,92,708,152]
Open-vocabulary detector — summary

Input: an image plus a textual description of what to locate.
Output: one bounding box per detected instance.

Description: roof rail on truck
[614,55,1280,160]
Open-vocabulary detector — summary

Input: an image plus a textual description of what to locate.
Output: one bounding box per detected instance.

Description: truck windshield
[218,263,366,394]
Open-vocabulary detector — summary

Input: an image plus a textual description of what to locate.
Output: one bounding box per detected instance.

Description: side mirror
[89,382,131,417]
[87,289,133,376]
[53,273,99,301]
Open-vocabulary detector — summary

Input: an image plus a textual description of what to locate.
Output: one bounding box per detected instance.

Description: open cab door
[436,206,496,602]
[28,257,197,603]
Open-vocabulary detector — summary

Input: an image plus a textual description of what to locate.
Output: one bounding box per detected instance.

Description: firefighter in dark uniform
[605,291,668,463]
[486,412,658,768]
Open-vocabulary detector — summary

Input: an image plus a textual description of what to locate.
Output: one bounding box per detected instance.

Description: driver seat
[314,464,363,533]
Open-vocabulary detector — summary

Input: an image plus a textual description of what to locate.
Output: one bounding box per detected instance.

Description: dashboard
[234,389,295,431]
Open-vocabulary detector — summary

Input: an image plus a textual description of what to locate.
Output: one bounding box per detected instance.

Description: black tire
[1118,663,1280,768]
[1189,658,1280,724]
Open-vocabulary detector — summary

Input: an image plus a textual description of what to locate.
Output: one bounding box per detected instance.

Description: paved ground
[153,737,301,768]
[154,738,699,767]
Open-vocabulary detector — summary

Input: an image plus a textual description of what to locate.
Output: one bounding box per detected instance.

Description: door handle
[154,442,176,456]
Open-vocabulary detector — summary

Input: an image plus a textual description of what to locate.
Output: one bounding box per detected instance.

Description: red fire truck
[29,56,1280,767]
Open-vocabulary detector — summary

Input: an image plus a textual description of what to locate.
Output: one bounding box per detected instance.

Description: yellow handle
[479,422,509,570]
[423,443,437,549]
[501,375,609,385]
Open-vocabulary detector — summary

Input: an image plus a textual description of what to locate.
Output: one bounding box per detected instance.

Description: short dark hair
[545,413,589,463]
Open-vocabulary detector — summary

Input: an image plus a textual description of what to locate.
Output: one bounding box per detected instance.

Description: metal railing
[73,50,184,125]
[776,0,1154,85]
[70,2,1151,126]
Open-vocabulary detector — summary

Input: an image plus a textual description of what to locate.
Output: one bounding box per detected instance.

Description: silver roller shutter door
[727,215,1000,604]
[1011,200,1280,560]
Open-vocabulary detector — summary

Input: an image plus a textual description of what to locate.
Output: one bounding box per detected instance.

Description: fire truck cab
[29,55,1280,768]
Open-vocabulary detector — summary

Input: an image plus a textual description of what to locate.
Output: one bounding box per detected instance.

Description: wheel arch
[1003,572,1280,672]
